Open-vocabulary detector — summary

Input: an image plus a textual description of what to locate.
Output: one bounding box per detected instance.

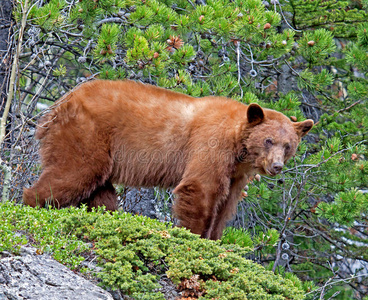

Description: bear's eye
[284,143,291,153]
[264,138,273,147]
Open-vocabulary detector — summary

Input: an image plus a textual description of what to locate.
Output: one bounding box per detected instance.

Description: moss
[0,202,305,299]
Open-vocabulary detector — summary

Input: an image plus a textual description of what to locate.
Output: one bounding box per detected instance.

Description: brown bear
[23,80,313,240]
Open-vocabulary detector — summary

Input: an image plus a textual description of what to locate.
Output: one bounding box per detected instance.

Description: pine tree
[1,0,367,298]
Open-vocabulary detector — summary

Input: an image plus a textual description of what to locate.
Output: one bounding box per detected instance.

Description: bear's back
[67,80,245,135]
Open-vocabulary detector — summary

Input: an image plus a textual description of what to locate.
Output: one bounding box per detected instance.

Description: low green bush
[0,202,306,299]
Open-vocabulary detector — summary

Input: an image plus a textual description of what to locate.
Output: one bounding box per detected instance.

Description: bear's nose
[271,162,283,174]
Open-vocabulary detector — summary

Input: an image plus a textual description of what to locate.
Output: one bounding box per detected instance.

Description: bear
[23,80,313,240]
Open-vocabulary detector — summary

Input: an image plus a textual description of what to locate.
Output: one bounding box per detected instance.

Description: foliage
[0,202,306,299]
[1,0,368,298]
[0,202,89,267]
[222,226,279,252]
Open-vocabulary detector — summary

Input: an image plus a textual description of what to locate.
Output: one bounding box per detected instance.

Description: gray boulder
[0,247,113,300]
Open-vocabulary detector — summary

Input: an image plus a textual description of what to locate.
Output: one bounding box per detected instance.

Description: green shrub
[0,202,306,299]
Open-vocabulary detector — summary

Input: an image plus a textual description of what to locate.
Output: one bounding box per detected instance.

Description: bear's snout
[271,162,283,175]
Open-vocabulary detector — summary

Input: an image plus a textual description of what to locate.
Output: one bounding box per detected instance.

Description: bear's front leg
[173,179,213,238]
[208,175,248,240]
[173,174,231,239]
[172,141,234,239]
[81,181,118,211]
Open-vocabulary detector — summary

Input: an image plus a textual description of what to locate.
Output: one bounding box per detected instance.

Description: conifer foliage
[1,0,368,298]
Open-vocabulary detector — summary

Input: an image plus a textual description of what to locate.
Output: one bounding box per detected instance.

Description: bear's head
[245,103,314,176]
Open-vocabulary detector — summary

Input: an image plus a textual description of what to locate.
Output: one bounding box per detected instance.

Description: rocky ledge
[0,246,113,300]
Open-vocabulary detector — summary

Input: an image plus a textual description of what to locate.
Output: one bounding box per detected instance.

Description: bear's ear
[294,119,314,137]
[247,103,264,125]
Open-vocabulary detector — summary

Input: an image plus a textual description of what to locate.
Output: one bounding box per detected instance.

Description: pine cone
[166,36,184,49]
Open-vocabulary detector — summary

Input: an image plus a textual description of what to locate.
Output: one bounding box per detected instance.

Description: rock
[0,247,113,300]
[119,187,173,223]
[120,187,157,219]
[158,275,180,299]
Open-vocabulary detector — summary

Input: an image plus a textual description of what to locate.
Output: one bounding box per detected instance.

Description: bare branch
[0,0,29,145]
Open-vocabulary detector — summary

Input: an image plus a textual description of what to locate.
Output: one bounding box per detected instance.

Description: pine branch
[304,140,367,173]
[96,17,127,27]
[297,19,368,31]
[336,100,363,114]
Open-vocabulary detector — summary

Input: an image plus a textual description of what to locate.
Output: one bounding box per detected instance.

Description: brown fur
[23,80,313,239]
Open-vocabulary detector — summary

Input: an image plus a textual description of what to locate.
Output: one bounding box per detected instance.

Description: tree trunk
[0,0,14,200]
[0,0,13,116]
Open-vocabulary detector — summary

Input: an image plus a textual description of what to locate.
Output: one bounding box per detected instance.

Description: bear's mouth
[267,170,277,176]
[256,162,278,177]
[264,167,277,177]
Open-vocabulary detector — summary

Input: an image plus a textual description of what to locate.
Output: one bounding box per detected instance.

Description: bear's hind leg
[23,185,47,208]
[82,181,117,211]
[23,170,72,208]
[23,165,110,208]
